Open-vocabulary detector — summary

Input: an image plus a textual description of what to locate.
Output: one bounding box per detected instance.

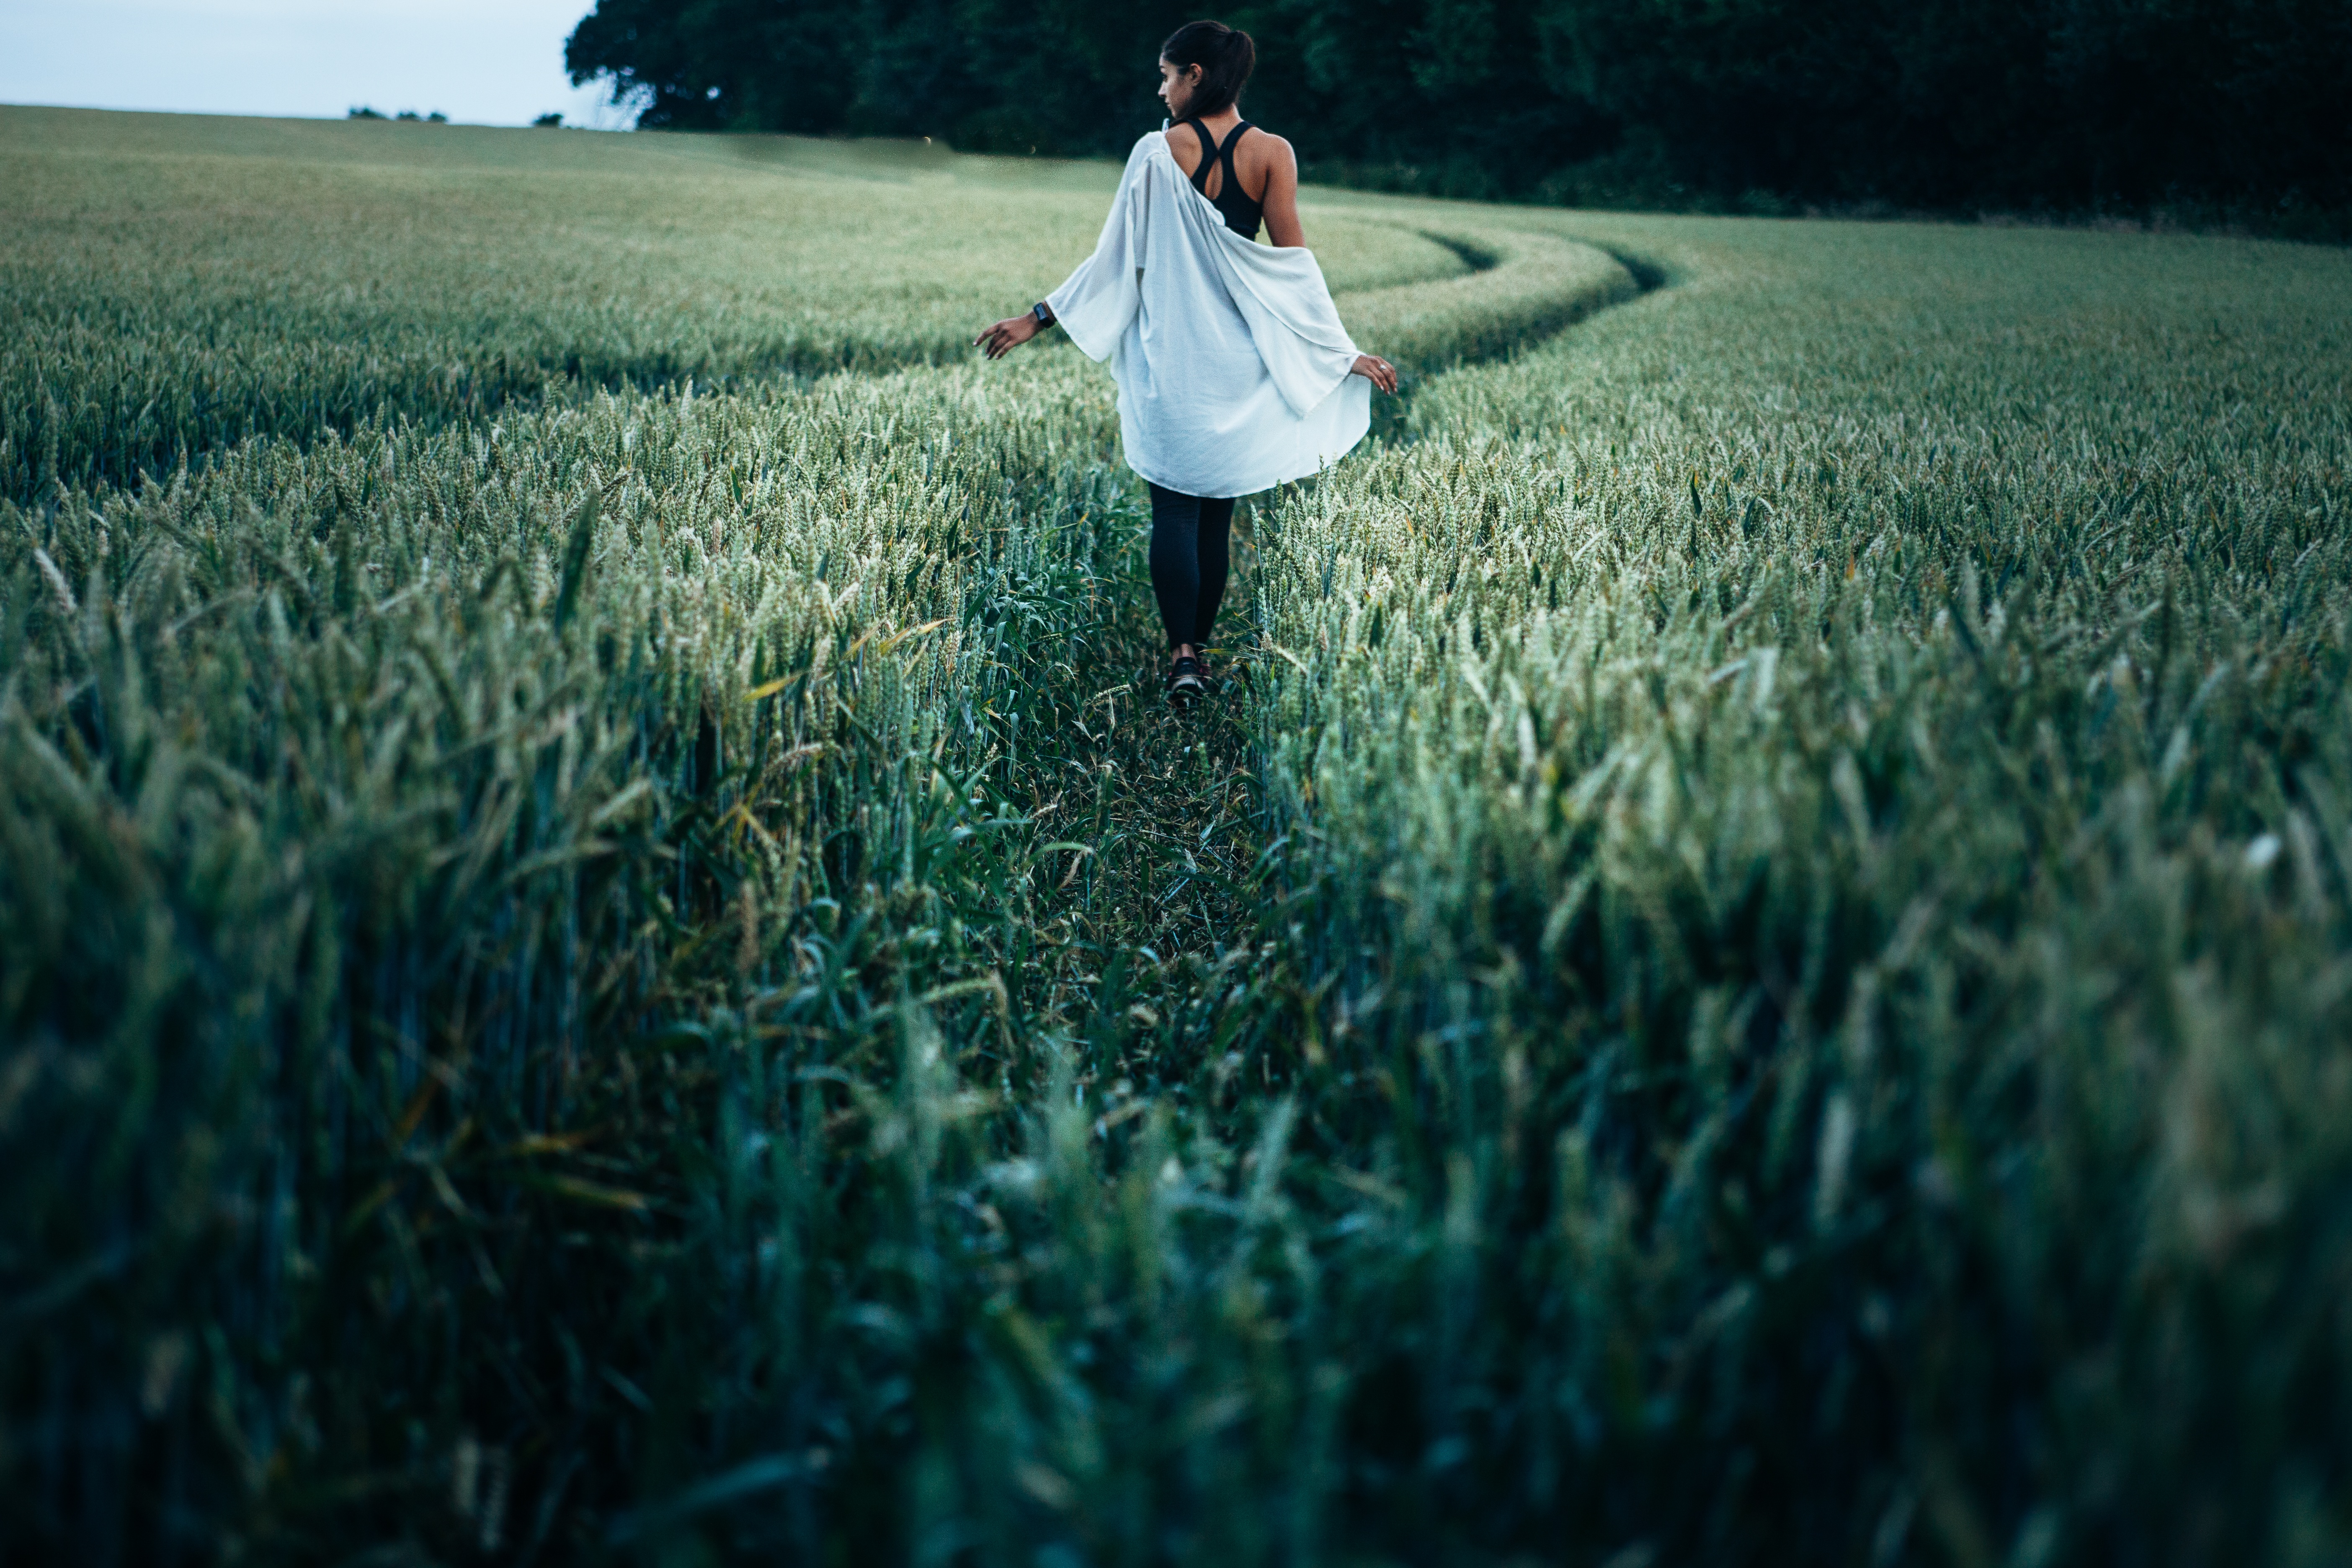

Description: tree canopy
[566,0,2350,223]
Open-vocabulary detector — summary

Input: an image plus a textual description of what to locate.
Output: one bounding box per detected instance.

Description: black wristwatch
[1032,301,1055,328]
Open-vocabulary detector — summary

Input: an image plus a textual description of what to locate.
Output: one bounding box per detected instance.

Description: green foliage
[564,0,2352,222]
[5,111,2352,1566]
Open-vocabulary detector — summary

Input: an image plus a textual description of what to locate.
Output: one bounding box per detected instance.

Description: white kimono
[1046,131,1370,500]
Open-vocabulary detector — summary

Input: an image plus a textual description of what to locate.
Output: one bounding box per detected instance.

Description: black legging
[1147,482,1235,650]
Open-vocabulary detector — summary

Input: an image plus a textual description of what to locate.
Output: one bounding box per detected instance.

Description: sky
[0,0,641,128]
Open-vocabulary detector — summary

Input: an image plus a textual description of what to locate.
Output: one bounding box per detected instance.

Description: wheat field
[3,105,2349,1566]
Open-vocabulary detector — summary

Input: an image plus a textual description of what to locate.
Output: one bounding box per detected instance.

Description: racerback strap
[1183,117,1254,199]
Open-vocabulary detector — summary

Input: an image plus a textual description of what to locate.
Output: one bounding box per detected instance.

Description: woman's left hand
[1351,353,1398,394]
[976,314,1043,359]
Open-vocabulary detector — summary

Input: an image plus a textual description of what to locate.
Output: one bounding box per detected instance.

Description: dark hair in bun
[1160,20,1256,119]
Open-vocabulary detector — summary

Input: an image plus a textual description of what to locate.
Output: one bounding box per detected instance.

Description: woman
[976,20,1397,705]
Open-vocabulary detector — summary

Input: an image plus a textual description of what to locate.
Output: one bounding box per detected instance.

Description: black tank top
[1181,117,1263,241]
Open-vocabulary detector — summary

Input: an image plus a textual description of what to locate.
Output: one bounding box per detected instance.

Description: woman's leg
[1192,495,1236,649]
[1148,482,1204,649]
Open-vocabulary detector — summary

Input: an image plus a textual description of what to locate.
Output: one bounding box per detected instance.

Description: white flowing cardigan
[1045,131,1370,500]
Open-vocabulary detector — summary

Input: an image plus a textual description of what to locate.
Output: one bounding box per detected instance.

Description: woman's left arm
[1260,137,1306,249]
[979,140,1150,362]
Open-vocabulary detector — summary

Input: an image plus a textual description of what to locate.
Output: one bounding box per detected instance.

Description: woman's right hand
[1351,353,1398,394]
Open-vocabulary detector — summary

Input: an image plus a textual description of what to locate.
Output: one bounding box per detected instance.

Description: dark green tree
[564,0,2351,222]
[566,0,867,132]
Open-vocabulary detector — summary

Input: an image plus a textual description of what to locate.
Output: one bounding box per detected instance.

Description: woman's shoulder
[1241,126,1297,165]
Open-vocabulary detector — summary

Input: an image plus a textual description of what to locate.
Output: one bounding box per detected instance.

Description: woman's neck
[1184,103,1242,131]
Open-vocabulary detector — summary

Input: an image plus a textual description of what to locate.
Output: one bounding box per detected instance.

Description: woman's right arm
[1261,137,1306,249]
[1255,138,1393,392]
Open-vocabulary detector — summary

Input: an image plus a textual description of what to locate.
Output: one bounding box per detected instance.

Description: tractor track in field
[992,236,1671,1079]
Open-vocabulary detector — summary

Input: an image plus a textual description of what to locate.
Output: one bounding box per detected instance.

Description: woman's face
[1158,58,1202,118]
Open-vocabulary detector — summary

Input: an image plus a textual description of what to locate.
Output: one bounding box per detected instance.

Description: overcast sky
[0,0,639,128]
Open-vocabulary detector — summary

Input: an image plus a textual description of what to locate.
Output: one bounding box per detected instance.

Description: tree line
[565,0,2349,228]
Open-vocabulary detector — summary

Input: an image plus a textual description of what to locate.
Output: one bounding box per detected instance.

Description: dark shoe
[1168,654,1206,707]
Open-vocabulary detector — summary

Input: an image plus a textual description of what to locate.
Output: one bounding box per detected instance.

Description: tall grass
[0,106,1468,504]
[0,350,1140,1558]
[1248,219,2352,1560]
[5,113,2351,1564]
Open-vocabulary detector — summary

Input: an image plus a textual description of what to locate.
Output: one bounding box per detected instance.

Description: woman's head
[1158,20,1255,120]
